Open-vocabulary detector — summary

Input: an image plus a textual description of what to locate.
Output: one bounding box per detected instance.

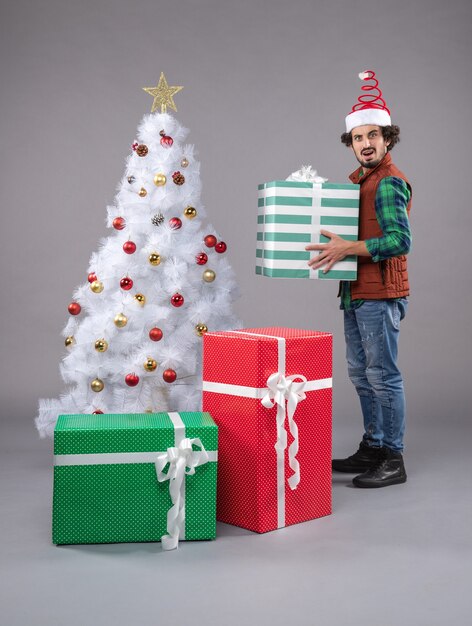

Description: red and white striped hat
[345,70,391,133]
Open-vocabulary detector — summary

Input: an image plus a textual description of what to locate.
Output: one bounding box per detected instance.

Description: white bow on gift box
[156,437,211,551]
[286,165,328,183]
[261,372,307,491]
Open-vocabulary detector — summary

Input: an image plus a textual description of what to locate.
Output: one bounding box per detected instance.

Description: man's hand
[306,229,360,273]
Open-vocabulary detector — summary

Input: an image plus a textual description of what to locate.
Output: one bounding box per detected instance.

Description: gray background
[1,0,471,624]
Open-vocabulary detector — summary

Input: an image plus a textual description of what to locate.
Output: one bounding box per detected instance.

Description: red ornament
[215,241,227,253]
[120,276,133,291]
[169,217,182,230]
[204,235,217,248]
[88,272,97,283]
[123,241,136,254]
[125,373,140,387]
[92,410,104,414]
[196,252,208,265]
[149,327,163,341]
[171,293,184,307]
[132,142,139,151]
[159,130,174,147]
[163,369,177,383]
[68,302,81,315]
[113,217,126,230]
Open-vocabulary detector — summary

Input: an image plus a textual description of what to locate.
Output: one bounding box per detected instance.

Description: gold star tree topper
[143,72,184,113]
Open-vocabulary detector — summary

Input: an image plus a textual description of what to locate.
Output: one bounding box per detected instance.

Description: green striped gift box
[256,180,360,280]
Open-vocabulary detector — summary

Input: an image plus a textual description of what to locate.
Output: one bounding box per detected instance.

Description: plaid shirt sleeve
[365,176,412,262]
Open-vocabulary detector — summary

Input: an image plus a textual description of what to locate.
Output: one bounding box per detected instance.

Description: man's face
[351,125,390,169]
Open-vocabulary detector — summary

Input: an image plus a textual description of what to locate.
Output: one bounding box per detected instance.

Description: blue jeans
[343,299,408,452]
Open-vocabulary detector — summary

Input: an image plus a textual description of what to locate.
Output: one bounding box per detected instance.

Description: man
[306,70,412,488]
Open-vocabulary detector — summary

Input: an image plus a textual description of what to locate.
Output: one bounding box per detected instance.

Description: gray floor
[1,417,470,626]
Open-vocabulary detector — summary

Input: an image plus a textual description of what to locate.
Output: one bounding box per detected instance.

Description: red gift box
[202,327,332,533]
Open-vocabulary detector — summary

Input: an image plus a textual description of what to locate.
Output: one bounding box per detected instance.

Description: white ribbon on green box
[54,412,217,550]
[256,180,360,280]
[155,415,213,551]
[202,331,332,529]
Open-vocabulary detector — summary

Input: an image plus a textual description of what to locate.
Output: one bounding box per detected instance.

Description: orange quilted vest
[348,152,412,300]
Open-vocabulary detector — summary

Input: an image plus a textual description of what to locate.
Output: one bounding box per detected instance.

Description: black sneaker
[352,447,407,488]
[332,441,384,473]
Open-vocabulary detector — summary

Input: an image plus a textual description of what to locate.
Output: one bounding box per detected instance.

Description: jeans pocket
[399,297,408,321]
[356,301,385,346]
[392,302,402,330]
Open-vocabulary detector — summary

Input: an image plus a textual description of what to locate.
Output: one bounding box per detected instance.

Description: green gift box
[53,412,218,549]
[257,180,360,280]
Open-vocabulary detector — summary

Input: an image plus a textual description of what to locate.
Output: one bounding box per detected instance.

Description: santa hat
[345,70,391,133]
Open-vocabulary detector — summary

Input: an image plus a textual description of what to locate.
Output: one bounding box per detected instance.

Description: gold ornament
[181,157,189,168]
[153,173,167,186]
[148,252,161,266]
[139,187,147,197]
[184,206,197,219]
[134,293,146,306]
[202,269,216,283]
[143,72,184,113]
[145,407,154,413]
[144,357,158,372]
[114,313,128,328]
[91,378,104,392]
[94,339,108,352]
[90,280,104,293]
[65,336,75,348]
[195,323,208,337]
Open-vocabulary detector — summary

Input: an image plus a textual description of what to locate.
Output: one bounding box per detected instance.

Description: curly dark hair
[341,125,400,152]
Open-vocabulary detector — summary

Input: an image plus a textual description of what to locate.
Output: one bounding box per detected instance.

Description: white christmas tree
[36,73,241,437]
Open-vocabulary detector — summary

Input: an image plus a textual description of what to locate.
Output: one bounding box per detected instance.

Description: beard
[357,155,383,169]
[355,147,387,169]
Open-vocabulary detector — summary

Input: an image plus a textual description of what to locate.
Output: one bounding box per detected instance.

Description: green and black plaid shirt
[340,174,412,310]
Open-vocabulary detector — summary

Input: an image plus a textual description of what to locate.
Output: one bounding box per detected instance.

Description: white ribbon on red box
[261,371,307,493]
[203,331,332,528]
